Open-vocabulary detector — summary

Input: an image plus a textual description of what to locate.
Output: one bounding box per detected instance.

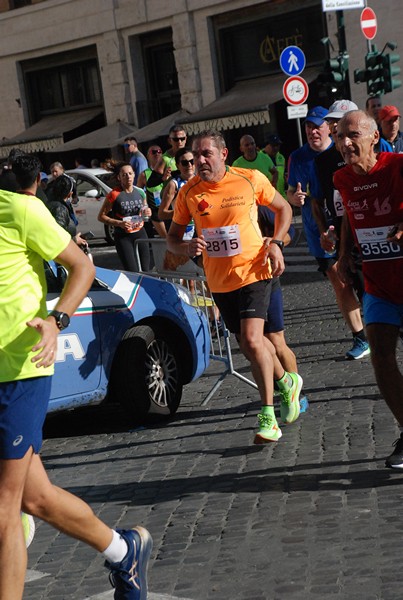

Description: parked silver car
[66,168,115,244]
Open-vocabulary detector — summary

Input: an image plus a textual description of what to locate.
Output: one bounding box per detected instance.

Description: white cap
[326,100,358,120]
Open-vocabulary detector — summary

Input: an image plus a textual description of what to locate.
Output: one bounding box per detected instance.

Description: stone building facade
[0,0,401,160]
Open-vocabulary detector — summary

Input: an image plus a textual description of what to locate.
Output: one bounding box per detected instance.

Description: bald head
[337,110,379,173]
[338,110,378,134]
[239,135,257,160]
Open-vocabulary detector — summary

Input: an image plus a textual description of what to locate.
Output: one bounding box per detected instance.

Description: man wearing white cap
[309,99,370,360]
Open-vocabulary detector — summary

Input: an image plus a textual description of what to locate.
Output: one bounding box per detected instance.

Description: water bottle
[141,200,150,222]
[326,225,337,254]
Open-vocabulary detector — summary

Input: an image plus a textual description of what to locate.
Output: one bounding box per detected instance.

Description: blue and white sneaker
[299,395,309,413]
[346,337,370,360]
[106,526,153,600]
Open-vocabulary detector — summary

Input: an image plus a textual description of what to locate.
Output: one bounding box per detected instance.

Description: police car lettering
[56,334,85,362]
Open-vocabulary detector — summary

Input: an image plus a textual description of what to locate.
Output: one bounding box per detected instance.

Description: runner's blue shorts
[264,277,283,333]
[363,292,403,327]
[0,376,51,459]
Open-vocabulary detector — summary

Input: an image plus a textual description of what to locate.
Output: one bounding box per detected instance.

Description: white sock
[102,530,129,564]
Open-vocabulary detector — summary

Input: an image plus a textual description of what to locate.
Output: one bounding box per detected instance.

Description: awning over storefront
[118,109,190,144]
[0,108,103,158]
[50,121,137,153]
[179,68,319,135]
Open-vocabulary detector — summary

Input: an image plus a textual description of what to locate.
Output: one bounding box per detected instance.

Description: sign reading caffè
[218,4,325,85]
[260,32,304,65]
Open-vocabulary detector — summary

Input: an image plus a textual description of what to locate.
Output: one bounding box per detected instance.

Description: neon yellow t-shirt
[0,191,71,382]
[173,166,276,293]
[162,152,177,171]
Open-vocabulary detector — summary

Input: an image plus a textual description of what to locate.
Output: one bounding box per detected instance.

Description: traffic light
[318,53,349,96]
[365,49,385,95]
[354,43,401,96]
[382,52,401,93]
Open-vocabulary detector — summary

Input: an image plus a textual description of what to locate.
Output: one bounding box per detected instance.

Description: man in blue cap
[287,106,332,264]
[287,105,371,361]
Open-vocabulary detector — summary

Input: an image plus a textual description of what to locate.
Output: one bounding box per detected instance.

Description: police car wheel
[114,325,183,420]
[104,223,115,245]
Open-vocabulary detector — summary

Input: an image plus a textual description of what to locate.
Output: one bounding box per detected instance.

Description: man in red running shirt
[335,110,403,469]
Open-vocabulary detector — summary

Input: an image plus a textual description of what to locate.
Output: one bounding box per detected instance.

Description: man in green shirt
[232,134,278,188]
[162,125,188,171]
[263,134,287,198]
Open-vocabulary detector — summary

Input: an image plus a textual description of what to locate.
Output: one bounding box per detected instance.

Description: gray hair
[192,129,227,151]
[339,109,378,134]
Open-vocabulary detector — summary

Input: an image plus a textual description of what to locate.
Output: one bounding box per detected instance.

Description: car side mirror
[84,189,99,198]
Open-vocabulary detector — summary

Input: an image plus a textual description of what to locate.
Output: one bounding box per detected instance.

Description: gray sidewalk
[25,242,403,600]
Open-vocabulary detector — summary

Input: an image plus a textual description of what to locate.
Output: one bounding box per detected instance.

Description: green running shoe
[21,512,35,548]
[280,372,302,424]
[254,412,282,444]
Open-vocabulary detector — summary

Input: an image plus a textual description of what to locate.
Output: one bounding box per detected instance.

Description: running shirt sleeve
[242,168,276,206]
[106,188,121,205]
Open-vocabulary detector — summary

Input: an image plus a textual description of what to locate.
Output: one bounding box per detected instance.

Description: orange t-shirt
[173,166,276,292]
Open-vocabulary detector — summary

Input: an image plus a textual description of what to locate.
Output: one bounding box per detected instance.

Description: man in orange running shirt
[167,129,302,444]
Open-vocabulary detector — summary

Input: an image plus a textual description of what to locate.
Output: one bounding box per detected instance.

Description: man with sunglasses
[162,126,188,171]
[123,136,147,185]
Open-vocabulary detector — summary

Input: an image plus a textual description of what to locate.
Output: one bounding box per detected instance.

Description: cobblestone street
[25,239,403,600]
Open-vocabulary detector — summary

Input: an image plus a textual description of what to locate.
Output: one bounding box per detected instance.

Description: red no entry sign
[360,7,377,40]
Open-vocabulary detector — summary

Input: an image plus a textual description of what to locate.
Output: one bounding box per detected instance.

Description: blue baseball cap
[304,106,329,126]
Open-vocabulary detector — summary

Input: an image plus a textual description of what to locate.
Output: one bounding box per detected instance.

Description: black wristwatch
[48,310,70,331]
[269,239,284,251]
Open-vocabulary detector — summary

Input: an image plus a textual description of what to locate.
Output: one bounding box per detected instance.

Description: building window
[10,0,32,8]
[132,29,181,126]
[22,47,102,122]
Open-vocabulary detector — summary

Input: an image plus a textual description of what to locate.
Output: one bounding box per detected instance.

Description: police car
[45,262,210,420]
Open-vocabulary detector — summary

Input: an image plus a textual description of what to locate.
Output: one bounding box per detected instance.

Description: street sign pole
[336,11,351,98]
[280,46,308,148]
[296,119,303,147]
[364,0,372,52]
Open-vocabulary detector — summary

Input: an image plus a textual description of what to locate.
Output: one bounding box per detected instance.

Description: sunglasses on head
[151,149,162,155]
[180,158,194,167]
[171,136,186,142]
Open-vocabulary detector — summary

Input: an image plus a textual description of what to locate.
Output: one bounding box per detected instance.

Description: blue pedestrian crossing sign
[279,46,306,77]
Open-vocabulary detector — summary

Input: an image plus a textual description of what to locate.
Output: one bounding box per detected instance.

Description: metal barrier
[134,237,257,404]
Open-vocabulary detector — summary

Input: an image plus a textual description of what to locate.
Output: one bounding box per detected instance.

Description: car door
[44,262,103,411]
[71,173,106,238]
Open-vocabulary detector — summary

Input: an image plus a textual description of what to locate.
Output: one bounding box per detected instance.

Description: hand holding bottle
[321,225,337,254]
[141,199,152,222]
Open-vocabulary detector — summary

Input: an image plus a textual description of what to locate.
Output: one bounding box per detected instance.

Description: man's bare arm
[167,222,206,257]
[29,240,95,368]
